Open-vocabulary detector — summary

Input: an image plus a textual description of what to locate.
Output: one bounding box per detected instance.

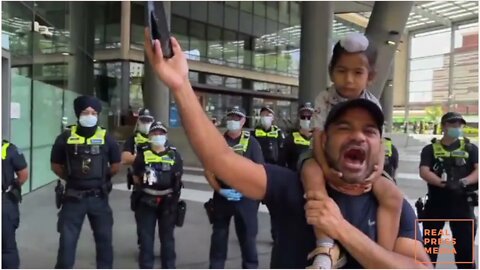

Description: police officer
[132,121,184,269]
[2,140,28,269]
[419,112,478,269]
[252,105,285,243]
[121,108,155,247]
[283,103,314,171]
[50,95,121,269]
[122,108,155,167]
[253,105,286,166]
[204,106,264,269]
[383,137,399,180]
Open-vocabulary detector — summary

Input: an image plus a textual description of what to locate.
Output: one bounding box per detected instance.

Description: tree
[425,105,443,123]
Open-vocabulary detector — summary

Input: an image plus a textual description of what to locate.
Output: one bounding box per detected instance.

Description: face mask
[79,115,98,127]
[299,119,311,130]
[447,127,463,138]
[150,135,166,147]
[261,116,273,128]
[138,123,152,134]
[226,120,241,131]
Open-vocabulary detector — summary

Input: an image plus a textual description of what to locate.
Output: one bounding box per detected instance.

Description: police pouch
[175,200,186,227]
[127,168,134,190]
[130,190,141,211]
[204,198,214,224]
[54,180,64,209]
[8,183,22,203]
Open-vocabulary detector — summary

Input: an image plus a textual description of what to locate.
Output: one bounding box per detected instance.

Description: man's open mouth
[342,147,366,170]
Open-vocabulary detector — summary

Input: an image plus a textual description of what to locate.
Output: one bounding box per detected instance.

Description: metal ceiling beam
[411,5,451,27]
[335,13,369,28]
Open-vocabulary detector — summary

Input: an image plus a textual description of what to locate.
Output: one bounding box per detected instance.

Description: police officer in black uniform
[284,103,314,171]
[204,106,264,269]
[252,105,285,243]
[2,140,28,269]
[121,108,155,247]
[383,137,399,180]
[50,96,121,269]
[419,112,478,269]
[132,121,184,269]
[253,105,286,166]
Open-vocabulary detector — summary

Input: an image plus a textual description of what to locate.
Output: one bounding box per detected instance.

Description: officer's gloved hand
[219,189,242,201]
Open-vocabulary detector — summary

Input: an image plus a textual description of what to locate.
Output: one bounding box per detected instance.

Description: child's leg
[372,175,403,251]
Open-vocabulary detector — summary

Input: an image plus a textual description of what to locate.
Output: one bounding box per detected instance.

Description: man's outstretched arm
[144,29,267,200]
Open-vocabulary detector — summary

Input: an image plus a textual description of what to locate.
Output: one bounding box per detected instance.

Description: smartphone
[147,1,174,58]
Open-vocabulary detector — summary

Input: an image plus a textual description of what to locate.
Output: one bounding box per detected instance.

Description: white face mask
[78,115,98,127]
[226,120,241,132]
[138,123,152,134]
[260,116,273,128]
[299,119,311,130]
[150,135,167,147]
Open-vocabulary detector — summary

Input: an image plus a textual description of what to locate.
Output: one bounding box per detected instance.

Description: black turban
[73,96,102,117]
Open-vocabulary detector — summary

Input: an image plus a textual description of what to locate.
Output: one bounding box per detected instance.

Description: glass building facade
[1,1,310,192]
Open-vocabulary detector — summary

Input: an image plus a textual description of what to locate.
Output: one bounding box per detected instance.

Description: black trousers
[209,196,259,269]
[55,196,113,269]
[2,196,20,269]
[422,199,477,269]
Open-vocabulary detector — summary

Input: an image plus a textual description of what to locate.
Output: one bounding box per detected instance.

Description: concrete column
[120,61,130,116]
[67,2,95,96]
[298,1,332,105]
[365,1,413,98]
[120,1,131,59]
[380,66,394,133]
[447,25,456,110]
[143,1,171,126]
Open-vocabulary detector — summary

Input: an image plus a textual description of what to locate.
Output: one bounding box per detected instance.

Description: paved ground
[13,143,479,268]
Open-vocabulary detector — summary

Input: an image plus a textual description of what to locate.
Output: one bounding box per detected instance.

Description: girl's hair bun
[339,32,369,53]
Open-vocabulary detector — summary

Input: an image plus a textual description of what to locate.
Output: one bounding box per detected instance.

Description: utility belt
[65,188,104,199]
[416,191,478,221]
[2,184,22,203]
[142,187,173,196]
[55,180,112,209]
[132,190,186,227]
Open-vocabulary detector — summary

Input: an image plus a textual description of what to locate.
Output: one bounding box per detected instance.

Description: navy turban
[73,96,102,118]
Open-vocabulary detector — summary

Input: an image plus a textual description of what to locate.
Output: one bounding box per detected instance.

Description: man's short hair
[324,99,384,134]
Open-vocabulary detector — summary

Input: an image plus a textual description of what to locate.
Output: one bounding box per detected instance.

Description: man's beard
[324,140,375,184]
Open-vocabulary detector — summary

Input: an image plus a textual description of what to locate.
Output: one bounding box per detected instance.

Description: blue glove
[219,189,242,201]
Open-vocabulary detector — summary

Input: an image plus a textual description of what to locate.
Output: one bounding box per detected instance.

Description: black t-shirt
[50,129,121,165]
[2,142,28,190]
[132,148,183,179]
[420,139,478,201]
[283,131,311,171]
[263,164,419,269]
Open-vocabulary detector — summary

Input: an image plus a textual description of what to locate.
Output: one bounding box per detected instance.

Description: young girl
[302,33,404,269]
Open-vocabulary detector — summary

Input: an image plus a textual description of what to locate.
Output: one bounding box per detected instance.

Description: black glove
[445,180,464,195]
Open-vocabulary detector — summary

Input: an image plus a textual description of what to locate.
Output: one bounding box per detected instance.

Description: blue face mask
[79,115,98,127]
[150,135,166,147]
[447,127,463,138]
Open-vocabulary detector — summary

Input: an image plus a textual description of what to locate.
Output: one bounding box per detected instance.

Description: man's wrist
[336,219,352,242]
[172,78,191,92]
